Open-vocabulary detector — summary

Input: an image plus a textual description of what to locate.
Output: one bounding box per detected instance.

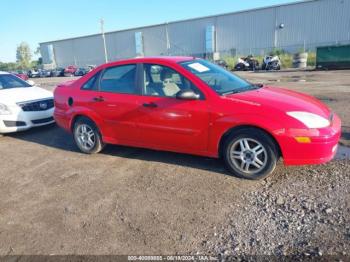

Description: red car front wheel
[223,128,279,180]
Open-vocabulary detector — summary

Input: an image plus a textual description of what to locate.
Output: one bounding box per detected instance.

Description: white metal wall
[40,0,350,67]
[216,8,276,55]
[167,17,216,56]
[275,0,350,51]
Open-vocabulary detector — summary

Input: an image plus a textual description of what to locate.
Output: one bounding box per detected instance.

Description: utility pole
[100,18,108,63]
[165,22,171,55]
[273,9,278,49]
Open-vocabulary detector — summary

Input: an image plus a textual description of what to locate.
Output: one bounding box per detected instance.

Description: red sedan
[54,57,341,179]
[64,65,78,76]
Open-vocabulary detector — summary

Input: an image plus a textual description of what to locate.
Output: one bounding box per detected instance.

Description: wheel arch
[218,125,283,159]
[71,114,89,132]
[70,113,101,133]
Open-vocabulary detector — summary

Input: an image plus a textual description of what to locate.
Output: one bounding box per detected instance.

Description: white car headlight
[0,103,11,115]
[286,111,330,129]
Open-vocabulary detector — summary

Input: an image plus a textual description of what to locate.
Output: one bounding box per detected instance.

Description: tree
[34,46,41,56]
[30,58,42,69]
[16,42,32,69]
[0,61,18,72]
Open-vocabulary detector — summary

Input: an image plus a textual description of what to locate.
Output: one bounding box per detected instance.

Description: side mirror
[27,80,35,86]
[176,89,200,100]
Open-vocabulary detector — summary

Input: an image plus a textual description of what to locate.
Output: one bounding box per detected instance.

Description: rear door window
[100,64,137,94]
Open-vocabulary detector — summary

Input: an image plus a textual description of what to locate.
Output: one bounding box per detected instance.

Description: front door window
[143,64,201,98]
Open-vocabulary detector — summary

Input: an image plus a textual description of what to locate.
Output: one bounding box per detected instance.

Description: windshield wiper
[221,84,264,96]
[248,83,264,90]
[221,90,242,95]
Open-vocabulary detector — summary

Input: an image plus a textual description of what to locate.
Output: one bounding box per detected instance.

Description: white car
[0,72,55,133]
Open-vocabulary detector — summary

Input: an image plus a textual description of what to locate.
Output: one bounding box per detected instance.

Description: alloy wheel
[75,124,96,151]
[229,138,268,174]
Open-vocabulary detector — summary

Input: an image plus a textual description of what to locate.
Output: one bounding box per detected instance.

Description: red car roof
[104,56,196,67]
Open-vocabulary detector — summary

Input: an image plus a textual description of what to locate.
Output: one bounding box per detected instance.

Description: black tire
[73,117,105,154]
[223,128,279,180]
[235,63,245,71]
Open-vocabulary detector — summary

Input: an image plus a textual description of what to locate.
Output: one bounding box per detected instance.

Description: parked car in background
[0,71,55,133]
[86,65,96,72]
[54,57,341,180]
[28,69,40,78]
[11,71,29,81]
[74,68,88,76]
[52,67,65,77]
[39,69,52,78]
[64,65,78,76]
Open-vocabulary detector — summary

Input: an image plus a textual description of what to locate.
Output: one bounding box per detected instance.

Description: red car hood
[224,86,330,118]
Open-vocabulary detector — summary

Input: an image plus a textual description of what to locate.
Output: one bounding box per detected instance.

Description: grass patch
[307,52,316,67]
[280,54,293,69]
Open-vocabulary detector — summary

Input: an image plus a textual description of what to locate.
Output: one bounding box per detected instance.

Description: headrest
[160,68,173,81]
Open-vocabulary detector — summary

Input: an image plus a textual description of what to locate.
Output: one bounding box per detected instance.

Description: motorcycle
[214,59,228,70]
[234,56,259,71]
[262,55,281,70]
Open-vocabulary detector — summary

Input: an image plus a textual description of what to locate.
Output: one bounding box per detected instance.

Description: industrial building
[39,0,350,68]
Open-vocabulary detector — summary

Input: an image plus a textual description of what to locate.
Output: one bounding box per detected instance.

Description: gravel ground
[196,161,350,259]
[194,70,350,259]
[0,71,349,258]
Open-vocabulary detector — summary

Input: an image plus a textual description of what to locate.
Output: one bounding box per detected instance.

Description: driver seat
[160,69,180,97]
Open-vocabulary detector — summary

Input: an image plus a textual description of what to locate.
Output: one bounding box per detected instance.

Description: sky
[0,0,297,62]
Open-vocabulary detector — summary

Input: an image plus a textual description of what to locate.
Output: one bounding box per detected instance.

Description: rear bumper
[279,113,341,166]
[0,108,55,133]
[54,110,72,132]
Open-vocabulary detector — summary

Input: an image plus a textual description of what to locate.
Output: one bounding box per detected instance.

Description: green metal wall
[316,44,350,69]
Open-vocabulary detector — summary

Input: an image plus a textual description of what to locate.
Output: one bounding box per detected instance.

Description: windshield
[180,59,258,95]
[0,74,31,90]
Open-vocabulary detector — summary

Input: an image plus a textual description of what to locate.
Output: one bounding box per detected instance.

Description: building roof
[39,0,319,45]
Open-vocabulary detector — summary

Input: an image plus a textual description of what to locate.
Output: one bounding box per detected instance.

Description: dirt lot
[0,70,349,258]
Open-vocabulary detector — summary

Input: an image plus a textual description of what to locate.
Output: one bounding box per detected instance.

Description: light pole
[100,18,108,63]
[165,22,171,55]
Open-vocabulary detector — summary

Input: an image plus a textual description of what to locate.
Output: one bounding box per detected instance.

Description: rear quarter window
[81,71,101,90]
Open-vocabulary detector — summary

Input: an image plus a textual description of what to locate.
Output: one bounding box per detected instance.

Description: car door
[135,63,210,153]
[78,64,142,144]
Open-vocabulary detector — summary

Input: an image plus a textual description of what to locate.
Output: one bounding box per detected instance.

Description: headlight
[286,111,330,128]
[0,103,11,115]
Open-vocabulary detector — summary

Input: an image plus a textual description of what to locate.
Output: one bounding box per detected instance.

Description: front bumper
[278,113,341,165]
[0,108,55,133]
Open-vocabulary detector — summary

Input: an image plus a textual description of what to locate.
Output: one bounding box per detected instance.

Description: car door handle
[143,102,157,108]
[92,96,104,102]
